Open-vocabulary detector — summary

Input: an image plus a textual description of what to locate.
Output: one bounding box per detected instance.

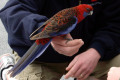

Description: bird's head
[75,4,93,23]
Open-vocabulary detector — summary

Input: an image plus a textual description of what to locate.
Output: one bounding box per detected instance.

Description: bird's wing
[50,16,78,36]
[29,18,52,38]
[30,16,78,40]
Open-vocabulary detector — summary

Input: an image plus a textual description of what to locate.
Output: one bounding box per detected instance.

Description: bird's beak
[89,11,93,15]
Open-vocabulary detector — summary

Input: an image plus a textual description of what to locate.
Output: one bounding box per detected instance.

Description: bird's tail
[9,38,52,78]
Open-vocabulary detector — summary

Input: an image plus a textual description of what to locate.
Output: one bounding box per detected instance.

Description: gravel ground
[0,0,12,56]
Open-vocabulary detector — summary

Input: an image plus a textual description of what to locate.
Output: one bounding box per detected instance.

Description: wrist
[87,48,101,60]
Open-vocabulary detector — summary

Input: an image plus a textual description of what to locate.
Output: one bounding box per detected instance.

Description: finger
[66,39,84,47]
[64,43,83,56]
[51,43,73,55]
[65,61,81,79]
[77,62,95,80]
[82,65,94,80]
[52,34,72,43]
[77,71,91,80]
[79,70,90,80]
[66,56,79,71]
[51,42,83,56]
[82,73,91,80]
[74,66,86,78]
[68,44,83,56]
[80,72,87,80]
[73,61,92,79]
[52,37,84,47]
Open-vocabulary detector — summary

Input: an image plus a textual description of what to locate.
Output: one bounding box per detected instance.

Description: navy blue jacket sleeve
[89,0,120,60]
[0,0,48,56]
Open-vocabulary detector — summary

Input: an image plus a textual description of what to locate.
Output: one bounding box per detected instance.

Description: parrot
[8,4,94,78]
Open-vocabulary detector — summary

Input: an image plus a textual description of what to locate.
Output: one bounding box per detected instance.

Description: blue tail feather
[10,39,52,77]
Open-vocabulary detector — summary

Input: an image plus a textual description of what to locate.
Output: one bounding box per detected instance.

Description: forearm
[0,0,48,41]
[0,0,49,55]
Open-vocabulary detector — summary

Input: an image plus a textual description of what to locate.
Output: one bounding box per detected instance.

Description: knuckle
[67,54,73,56]
[80,61,84,65]
[81,66,87,71]
[65,49,70,53]
[69,54,74,56]
[70,70,75,75]
[54,48,58,52]
[63,48,69,52]
[86,68,92,74]
[76,49,79,53]
[88,69,93,73]
[76,74,80,78]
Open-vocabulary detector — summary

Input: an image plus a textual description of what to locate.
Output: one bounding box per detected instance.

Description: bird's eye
[86,8,90,11]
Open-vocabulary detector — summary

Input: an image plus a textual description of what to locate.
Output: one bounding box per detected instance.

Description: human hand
[107,67,120,80]
[51,34,84,56]
[65,48,101,80]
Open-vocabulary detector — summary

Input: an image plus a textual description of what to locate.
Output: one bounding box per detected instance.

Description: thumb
[62,34,84,46]
[52,34,84,47]
[66,39,84,47]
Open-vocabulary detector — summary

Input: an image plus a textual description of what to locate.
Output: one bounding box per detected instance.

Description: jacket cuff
[89,41,105,60]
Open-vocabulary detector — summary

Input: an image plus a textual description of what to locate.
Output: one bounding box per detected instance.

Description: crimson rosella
[9,4,93,78]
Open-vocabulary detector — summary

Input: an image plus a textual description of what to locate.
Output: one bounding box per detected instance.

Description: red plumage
[30,4,93,45]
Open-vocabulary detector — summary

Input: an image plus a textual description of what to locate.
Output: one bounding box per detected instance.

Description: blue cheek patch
[83,12,89,17]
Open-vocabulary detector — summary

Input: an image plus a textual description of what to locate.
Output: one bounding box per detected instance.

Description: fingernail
[79,39,84,44]
[64,75,68,79]
[66,67,68,70]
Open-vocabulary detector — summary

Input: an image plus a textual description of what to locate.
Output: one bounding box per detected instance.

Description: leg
[15,62,68,80]
[13,52,69,80]
[89,54,120,80]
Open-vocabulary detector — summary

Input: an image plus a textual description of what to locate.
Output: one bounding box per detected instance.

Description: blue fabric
[0,0,120,62]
